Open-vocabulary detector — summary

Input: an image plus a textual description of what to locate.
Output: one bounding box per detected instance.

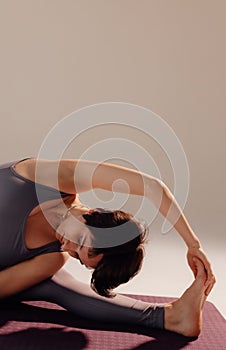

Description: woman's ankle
[164,301,201,337]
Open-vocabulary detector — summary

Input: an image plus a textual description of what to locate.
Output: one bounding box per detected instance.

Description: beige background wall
[0,1,225,315]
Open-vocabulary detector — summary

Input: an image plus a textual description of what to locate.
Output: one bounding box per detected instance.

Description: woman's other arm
[0,252,68,299]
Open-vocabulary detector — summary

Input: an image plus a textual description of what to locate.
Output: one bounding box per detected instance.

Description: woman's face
[56,206,103,269]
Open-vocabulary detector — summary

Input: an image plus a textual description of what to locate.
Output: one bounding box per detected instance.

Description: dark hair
[82,209,148,298]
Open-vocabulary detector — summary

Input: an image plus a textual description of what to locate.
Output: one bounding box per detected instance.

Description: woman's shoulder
[14,158,75,194]
[13,157,36,181]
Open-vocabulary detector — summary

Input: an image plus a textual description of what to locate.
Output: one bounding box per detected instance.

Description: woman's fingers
[205,271,216,295]
[187,247,216,297]
[203,260,215,288]
[205,276,216,296]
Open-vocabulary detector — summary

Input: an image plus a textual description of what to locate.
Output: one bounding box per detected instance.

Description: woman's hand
[187,246,216,296]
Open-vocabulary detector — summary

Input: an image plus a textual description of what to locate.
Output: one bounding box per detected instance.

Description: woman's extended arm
[23,158,216,294]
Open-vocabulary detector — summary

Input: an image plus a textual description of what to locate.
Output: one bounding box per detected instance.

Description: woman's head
[56,206,104,269]
[82,208,148,298]
[57,206,148,297]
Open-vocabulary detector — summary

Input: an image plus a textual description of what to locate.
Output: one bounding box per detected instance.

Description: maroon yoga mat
[0,295,225,350]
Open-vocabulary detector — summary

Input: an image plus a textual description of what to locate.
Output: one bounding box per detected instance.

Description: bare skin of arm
[16,158,216,295]
[0,252,68,299]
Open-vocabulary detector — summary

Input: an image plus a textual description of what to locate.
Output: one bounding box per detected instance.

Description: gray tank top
[0,158,72,271]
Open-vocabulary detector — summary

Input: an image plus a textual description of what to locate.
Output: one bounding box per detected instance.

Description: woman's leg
[52,258,208,337]
[8,268,165,330]
[8,258,207,336]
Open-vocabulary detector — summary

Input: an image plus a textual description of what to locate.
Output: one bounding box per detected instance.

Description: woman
[0,157,215,336]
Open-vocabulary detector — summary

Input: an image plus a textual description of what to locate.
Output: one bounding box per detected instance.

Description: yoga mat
[0,295,225,350]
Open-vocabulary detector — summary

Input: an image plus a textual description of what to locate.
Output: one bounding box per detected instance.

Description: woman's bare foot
[164,258,207,337]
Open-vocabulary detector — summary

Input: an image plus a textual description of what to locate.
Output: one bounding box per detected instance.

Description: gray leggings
[7,268,165,330]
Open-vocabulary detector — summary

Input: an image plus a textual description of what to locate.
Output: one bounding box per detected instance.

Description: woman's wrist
[144,177,202,250]
[187,239,201,249]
